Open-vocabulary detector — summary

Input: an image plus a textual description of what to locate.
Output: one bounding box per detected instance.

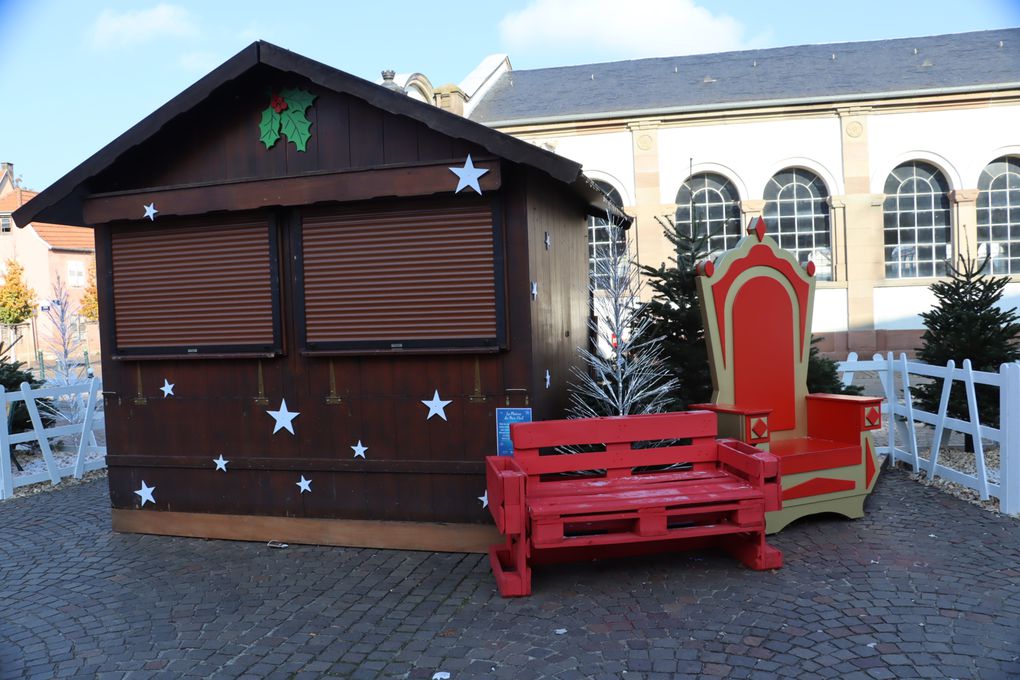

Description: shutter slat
[302,200,498,345]
[112,221,276,349]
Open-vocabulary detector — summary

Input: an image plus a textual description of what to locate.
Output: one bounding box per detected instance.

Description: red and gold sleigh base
[693,217,883,534]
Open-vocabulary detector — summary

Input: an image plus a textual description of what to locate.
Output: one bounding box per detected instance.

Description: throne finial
[746,217,767,242]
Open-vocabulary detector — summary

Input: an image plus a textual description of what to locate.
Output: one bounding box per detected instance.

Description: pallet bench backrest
[508,411,720,483]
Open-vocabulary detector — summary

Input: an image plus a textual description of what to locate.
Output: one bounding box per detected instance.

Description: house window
[298,197,505,352]
[68,260,86,288]
[763,169,832,280]
[587,181,626,290]
[1,217,10,233]
[977,156,1020,275]
[675,173,742,253]
[883,161,952,278]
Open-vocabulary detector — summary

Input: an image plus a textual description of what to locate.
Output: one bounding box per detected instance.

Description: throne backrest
[696,217,816,438]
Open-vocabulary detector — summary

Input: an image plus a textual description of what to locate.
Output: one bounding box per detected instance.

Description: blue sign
[496,408,532,456]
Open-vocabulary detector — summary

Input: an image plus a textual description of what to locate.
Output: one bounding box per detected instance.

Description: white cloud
[90,4,199,49]
[499,0,756,63]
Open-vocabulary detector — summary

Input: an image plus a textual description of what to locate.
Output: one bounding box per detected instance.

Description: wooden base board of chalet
[112,510,501,553]
[15,42,630,550]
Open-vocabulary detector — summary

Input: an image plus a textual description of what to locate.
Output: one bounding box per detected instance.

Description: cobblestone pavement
[1,470,1018,680]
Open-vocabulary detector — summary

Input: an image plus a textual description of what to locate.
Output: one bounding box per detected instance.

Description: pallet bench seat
[484,411,783,597]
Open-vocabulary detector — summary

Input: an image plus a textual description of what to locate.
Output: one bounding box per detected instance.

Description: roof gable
[16,42,594,229]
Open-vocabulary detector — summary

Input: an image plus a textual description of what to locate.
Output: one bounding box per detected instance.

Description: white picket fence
[838,352,1019,515]
[0,377,106,500]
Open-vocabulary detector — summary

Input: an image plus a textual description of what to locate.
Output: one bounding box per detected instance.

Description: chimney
[434,84,467,116]
[380,70,404,93]
[0,162,11,177]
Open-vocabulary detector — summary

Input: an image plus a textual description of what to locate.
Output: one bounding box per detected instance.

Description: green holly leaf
[280,88,316,113]
[259,107,281,149]
[279,108,312,152]
[278,89,316,152]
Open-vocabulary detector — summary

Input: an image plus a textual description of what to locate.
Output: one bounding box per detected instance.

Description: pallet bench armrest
[805,393,884,442]
[716,439,782,512]
[486,456,526,535]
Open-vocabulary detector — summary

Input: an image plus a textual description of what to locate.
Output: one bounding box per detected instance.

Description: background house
[0,162,98,367]
[440,27,1020,357]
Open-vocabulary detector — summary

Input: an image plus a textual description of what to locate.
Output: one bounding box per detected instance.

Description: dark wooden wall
[524,175,590,419]
[89,66,487,194]
[95,71,589,525]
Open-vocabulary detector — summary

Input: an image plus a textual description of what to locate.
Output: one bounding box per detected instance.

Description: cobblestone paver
[1,470,1018,679]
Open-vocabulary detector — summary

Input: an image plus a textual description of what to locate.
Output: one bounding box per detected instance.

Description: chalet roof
[469,28,1020,125]
[15,42,625,230]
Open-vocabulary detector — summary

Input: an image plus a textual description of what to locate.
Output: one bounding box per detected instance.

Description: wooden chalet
[14,42,625,552]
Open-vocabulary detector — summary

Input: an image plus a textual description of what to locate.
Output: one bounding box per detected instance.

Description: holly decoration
[259,88,316,152]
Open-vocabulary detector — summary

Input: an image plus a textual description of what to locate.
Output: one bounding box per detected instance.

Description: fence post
[928,359,955,479]
[74,377,100,479]
[1000,363,1020,515]
[36,350,45,382]
[841,351,859,387]
[885,352,898,466]
[0,385,10,500]
[21,381,60,484]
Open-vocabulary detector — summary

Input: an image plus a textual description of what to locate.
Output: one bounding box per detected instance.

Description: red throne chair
[692,217,883,533]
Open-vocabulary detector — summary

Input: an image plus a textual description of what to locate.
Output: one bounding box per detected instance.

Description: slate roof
[469,28,1020,125]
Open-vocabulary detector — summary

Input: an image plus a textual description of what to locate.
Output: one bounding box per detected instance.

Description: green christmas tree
[635,215,715,410]
[913,253,1020,451]
[0,259,36,326]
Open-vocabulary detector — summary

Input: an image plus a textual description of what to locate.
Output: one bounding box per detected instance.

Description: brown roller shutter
[110,216,280,355]
[300,198,504,351]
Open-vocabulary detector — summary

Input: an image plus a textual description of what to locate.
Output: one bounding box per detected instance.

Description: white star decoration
[351,440,368,459]
[160,379,174,397]
[135,481,155,506]
[531,281,538,300]
[422,389,453,421]
[143,203,158,221]
[545,370,551,389]
[296,476,312,493]
[478,490,488,509]
[267,398,300,435]
[213,455,229,472]
[449,154,489,194]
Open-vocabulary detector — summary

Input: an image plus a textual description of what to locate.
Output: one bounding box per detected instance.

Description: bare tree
[41,277,92,428]
[568,214,678,419]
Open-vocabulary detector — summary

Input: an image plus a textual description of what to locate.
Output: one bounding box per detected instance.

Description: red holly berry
[270,94,288,113]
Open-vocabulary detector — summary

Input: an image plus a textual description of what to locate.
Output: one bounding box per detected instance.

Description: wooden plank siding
[81,64,591,530]
[97,167,572,524]
[88,68,489,195]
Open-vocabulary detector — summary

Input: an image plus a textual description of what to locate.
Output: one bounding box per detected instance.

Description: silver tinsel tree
[568,214,678,419]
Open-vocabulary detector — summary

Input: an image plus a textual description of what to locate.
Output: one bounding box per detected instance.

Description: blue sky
[2,0,1018,190]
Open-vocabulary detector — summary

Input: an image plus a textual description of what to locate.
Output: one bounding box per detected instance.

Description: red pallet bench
[484,411,782,597]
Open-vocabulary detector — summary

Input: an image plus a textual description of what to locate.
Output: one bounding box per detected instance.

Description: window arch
[977,156,1020,275]
[763,168,832,280]
[882,161,951,278]
[587,180,626,290]
[675,173,742,253]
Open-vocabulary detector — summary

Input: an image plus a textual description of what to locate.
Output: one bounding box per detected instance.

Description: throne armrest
[689,403,773,446]
[716,439,782,512]
[805,394,883,443]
